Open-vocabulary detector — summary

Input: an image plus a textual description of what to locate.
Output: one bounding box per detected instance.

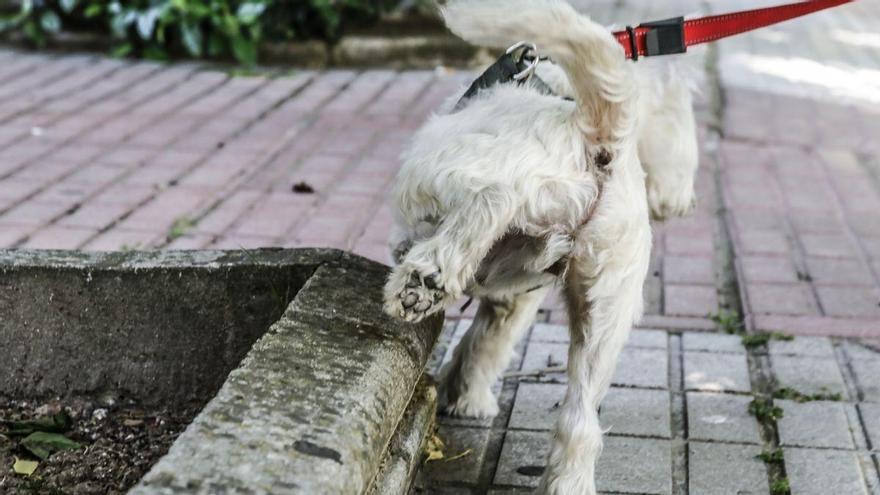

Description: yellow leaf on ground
[13,458,39,476]
[424,433,445,463]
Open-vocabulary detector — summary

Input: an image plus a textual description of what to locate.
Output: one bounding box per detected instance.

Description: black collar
[452,51,567,112]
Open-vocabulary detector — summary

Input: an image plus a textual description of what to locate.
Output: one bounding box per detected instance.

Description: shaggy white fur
[383,1,698,493]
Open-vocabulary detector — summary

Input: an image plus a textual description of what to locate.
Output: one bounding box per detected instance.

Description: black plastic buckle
[640,16,686,57]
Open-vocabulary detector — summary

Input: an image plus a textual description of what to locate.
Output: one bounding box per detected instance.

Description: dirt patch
[1,397,200,494]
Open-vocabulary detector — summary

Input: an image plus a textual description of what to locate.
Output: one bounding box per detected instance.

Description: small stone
[92,408,108,421]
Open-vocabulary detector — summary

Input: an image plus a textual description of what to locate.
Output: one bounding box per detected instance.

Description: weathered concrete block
[0,248,336,405]
[132,255,444,494]
[771,355,848,398]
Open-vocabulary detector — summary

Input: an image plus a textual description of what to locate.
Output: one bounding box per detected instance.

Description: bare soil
[0,397,200,494]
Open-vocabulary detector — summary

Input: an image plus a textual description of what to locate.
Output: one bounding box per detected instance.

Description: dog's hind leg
[539,245,649,495]
[383,184,517,323]
[439,287,548,418]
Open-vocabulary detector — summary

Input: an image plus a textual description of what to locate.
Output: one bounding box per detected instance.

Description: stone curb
[0,248,340,405]
[132,253,444,494]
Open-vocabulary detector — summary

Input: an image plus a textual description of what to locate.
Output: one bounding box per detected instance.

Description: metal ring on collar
[505,41,541,82]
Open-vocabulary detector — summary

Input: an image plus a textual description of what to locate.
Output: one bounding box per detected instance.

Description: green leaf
[22,432,81,460]
[236,2,266,24]
[40,11,61,33]
[143,45,170,61]
[60,0,78,14]
[110,42,133,58]
[84,4,103,18]
[13,458,39,476]
[136,8,160,40]
[4,411,73,437]
[231,36,257,65]
[180,22,202,56]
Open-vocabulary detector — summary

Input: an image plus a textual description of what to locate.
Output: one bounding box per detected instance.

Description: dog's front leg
[384,184,517,322]
[539,245,649,495]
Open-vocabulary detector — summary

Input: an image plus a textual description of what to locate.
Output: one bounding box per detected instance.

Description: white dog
[383,1,698,493]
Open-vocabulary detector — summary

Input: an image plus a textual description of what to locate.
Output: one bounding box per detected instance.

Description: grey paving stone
[627,329,669,349]
[684,351,752,393]
[520,341,567,382]
[785,448,870,495]
[858,403,880,449]
[688,442,768,495]
[686,392,762,444]
[493,433,672,494]
[493,430,548,487]
[768,336,835,358]
[683,332,747,354]
[777,400,855,449]
[520,344,669,389]
[771,355,848,399]
[421,425,490,484]
[509,385,671,438]
[850,358,880,402]
[530,322,569,343]
[842,341,880,361]
[614,347,669,389]
[509,382,566,430]
[600,388,671,438]
[597,437,672,495]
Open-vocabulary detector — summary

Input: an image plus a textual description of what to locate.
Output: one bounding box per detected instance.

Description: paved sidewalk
[419,320,880,494]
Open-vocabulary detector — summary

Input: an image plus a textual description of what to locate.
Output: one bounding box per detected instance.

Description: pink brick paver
[0,0,878,337]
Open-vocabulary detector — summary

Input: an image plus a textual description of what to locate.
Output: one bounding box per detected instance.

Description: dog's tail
[442,0,634,140]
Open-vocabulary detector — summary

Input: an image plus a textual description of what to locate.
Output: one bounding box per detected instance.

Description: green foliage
[772,387,843,403]
[741,331,794,348]
[709,308,744,334]
[0,0,395,65]
[770,478,790,495]
[168,216,195,240]
[748,398,784,422]
[756,448,784,464]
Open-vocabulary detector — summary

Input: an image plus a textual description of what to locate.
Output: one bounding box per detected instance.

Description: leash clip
[639,16,686,57]
[506,41,541,81]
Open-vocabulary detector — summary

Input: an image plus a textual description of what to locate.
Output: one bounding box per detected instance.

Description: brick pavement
[1,0,880,493]
[419,320,880,494]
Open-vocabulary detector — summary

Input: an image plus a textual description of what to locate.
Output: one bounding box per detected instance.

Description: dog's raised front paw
[384,263,449,322]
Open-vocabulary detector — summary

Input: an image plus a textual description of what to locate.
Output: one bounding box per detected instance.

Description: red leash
[613,0,853,60]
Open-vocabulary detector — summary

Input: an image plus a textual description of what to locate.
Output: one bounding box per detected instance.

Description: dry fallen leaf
[13,457,39,476]
[424,433,445,463]
[124,419,144,427]
[445,448,473,462]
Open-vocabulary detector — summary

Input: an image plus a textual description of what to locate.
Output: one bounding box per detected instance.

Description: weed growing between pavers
[741,331,794,348]
[748,398,784,422]
[710,309,743,334]
[769,477,791,495]
[168,216,196,241]
[772,387,843,403]
[757,448,784,464]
